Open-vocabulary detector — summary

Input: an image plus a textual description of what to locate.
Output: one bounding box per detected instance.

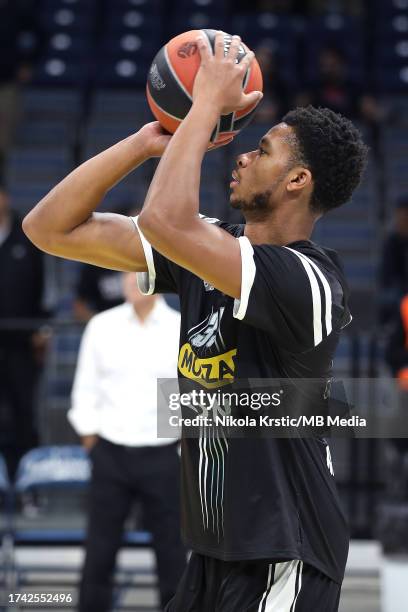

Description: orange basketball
[146,29,263,147]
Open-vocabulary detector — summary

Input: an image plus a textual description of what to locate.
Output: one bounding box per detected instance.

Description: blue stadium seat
[106,10,157,33]
[105,0,163,12]
[83,121,147,150]
[232,12,295,42]
[343,257,377,290]
[383,127,408,197]
[9,184,53,215]
[373,13,408,39]
[373,0,408,16]
[6,148,72,183]
[302,15,364,83]
[177,0,224,10]
[32,57,89,87]
[21,88,82,121]
[15,120,76,147]
[90,89,150,122]
[98,31,158,60]
[92,57,149,87]
[43,31,92,59]
[171,12,226,33]
[40,7,95,34]
[99,182,148,212]
[42,0,97,10]
[314,220,376,252]
[8,446,155,599]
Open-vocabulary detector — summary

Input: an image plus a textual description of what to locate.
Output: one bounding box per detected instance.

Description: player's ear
[287,168,312,193]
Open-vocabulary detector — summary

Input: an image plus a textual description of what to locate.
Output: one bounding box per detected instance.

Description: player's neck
[244,210,315,246]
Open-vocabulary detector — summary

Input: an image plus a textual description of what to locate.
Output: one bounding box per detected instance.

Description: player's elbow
[22,208,47,249]
[138,208,165,242]
[22,199,59,253]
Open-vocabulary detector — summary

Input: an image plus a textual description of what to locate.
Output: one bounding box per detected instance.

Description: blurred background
[0,0,408,610]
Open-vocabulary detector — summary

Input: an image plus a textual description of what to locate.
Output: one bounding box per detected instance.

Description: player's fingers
[227,35,241,61]
[196,34,212,63]
[214,31,226,59]
[239,50,255,72]
[236,90,263,110]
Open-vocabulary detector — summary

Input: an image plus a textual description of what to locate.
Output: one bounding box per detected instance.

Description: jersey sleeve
[233,237,345,353]
[131,214,240,295]
[131,215,181,294]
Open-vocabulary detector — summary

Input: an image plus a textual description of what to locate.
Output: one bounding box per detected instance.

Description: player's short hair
[282,106,369,214]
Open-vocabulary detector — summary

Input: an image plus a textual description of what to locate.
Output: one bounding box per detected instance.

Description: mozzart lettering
[178,343,237,387]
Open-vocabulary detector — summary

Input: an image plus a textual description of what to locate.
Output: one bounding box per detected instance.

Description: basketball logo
[177,42,198,58]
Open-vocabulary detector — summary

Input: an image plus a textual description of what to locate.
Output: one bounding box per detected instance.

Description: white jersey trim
[130,215,156,295]
[285,247,333,337]
[284,247,334,347]
[233,236,256,320]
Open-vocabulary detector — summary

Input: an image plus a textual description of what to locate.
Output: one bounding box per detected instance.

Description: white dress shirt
[68,297,180,447]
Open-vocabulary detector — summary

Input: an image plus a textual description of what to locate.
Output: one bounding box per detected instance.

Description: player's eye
[258,147,266,156]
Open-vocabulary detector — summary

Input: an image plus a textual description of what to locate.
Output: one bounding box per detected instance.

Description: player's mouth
[230,170,240,188]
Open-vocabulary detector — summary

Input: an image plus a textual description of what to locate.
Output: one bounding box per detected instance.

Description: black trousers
[0,344,39,477]
[165,554,341,612]
[79,438,186,612]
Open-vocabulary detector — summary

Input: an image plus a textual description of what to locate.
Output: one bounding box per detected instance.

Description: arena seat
[92,58,150,88]
[32,58,90,87]
[40,7,95,35]
[88,90,150,132]
[383,125,408,201]
[9,184,55,216]
[6,447,155,604]
[21,88,82,123]
[6,148,73,184]
[302,14,365,84]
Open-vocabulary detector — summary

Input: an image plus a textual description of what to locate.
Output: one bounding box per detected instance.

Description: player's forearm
[22,132,149,245]
[139,100,219,235]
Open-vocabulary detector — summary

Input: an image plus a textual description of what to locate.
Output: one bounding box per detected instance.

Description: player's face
[230,123,296,213]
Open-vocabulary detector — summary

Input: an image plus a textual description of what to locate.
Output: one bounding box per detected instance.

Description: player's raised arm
[22,122,171,272]
[138,32,263,298]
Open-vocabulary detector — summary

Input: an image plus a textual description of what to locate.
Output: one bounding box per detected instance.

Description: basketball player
[23,33,368,611]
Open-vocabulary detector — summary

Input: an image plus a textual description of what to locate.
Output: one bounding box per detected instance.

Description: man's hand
[81,435,99,452]
[139,121,172,158]
[193,31,263,116]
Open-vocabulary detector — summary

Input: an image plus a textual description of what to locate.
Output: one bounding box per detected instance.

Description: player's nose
[237,151,254,168]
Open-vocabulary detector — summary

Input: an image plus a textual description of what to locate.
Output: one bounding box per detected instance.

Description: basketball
[146,29,263,147]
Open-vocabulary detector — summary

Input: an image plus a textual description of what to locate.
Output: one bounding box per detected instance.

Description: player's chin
[229,194,243,210]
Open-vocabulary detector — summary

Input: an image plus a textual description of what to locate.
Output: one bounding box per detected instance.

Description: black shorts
[165,553,341,612]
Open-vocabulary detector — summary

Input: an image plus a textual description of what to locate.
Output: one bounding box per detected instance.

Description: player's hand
[138,121,172,158]
[193,31,263,115]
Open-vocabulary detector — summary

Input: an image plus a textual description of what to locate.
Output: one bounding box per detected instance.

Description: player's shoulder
[284,241,347,287]
[283,241,350,323]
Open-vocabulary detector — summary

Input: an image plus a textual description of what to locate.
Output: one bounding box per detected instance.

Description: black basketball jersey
[133,216,351,585]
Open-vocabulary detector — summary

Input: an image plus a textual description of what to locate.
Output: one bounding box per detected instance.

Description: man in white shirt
[68,272,185,612]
